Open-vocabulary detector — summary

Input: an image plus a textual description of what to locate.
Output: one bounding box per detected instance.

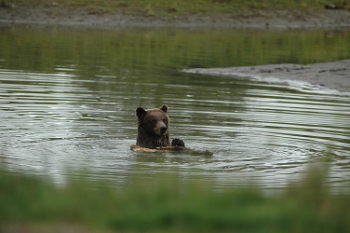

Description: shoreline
[1,6,350,29]
[183,60,350,93]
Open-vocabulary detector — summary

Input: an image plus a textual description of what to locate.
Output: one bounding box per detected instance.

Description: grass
[2,0,349,15]
[1,167,350,233]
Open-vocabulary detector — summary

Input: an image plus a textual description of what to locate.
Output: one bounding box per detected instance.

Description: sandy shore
[1,5,350,29]
[184,60,350,93]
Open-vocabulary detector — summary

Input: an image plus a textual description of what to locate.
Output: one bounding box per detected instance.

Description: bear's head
[136,104,170,147]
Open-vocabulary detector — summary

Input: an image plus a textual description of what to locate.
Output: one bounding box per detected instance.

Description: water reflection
[0,26,350,191]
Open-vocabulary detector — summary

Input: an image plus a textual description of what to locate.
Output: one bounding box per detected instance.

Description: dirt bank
[184,60,350,93]
[0,4,350,29]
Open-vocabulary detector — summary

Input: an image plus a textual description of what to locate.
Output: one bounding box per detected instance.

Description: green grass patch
[1,167,350,232]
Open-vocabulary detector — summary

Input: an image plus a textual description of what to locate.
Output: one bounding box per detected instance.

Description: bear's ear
[159,104,168,112]
[136,107,146,118]
[159,104,168,113]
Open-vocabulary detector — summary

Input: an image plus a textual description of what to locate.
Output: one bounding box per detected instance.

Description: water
[0,26,350,191]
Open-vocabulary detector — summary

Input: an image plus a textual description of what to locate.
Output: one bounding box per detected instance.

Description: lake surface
[0,26,350,192]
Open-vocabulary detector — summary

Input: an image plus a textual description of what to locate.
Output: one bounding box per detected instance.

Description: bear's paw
[171,138,185,147]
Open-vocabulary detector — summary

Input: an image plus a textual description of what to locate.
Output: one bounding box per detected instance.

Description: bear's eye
[162,118,166,122]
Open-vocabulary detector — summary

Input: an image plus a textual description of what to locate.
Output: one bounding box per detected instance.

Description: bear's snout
[160,125,167,135]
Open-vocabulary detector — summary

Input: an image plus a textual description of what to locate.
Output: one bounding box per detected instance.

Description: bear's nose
[160,125,167,134]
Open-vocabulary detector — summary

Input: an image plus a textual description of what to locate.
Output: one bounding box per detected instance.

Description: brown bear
[135,104,184,149]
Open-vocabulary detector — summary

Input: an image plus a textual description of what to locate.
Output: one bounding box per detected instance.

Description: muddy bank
[183,60,350,93]
[0,5,350,29]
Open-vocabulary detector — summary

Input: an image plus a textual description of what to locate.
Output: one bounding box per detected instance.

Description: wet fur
[136,104,170,148]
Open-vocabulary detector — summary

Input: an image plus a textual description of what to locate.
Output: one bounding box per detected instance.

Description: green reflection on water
[1,27,350,76]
